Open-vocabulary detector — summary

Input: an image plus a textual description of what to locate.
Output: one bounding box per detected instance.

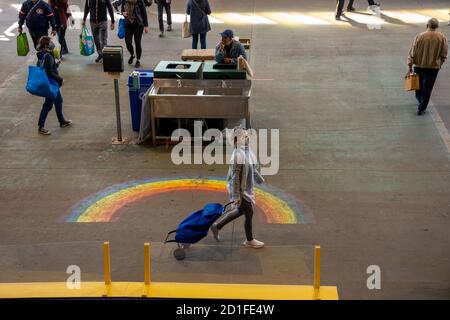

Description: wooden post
[144,243,151,285]
[103,241,111,285]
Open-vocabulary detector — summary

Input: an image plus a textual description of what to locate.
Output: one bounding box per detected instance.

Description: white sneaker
[368,5,380,13]
[243,239,264,248]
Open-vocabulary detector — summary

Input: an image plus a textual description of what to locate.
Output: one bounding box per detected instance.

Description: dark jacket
[18,0,57,31]
[49,0,72,28]
[37,50,63,86]
[186,0,211,35]
[121,0,148,27]
[83,0,115,24]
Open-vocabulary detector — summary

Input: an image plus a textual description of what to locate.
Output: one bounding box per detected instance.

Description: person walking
[82,0,116,63]
[210,128,265,249]
[121,0,149,68]
[49,0,74,56]
[407,18,448,116]
[35,36,72,135]
[18,0,57,49]
[156,0,172,37]
[186,0,211,49]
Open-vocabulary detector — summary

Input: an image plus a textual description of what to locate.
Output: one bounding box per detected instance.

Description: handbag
[17,32,30,56]
[117,18,126,39]
[26,54,60,100]
[51,34,61,60]
[404,72,420,91]
[80,26,95,56]
[237,56,254,78]
[182,14,191,38]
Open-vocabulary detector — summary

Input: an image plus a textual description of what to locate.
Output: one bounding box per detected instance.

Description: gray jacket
[226,147,264,204]
[186,0,211,35]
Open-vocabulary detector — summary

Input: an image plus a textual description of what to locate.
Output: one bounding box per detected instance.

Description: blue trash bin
[127,69,154,132]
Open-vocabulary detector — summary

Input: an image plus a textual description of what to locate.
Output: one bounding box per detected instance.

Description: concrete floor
[0,0,449,299]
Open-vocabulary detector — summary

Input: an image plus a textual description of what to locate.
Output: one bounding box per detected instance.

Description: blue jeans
[192,33,207,49]
[38,91,65,128]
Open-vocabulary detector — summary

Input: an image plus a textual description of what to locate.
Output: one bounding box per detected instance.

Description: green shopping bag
[17,32,30,56]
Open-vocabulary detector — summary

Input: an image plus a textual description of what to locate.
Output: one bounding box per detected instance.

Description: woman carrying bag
[186,0,211,49]
[49,0,74,56]
[35,36,71,135]
[121,0,149,68]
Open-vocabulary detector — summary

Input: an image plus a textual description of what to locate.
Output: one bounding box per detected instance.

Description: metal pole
[114,79,122,142]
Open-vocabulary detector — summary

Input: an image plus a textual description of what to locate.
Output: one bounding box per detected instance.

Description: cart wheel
[173,248,186,260]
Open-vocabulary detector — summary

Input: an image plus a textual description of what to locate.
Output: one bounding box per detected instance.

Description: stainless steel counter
[144,78,252,145]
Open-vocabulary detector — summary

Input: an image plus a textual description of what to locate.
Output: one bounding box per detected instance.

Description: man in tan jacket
[407,18,448,115]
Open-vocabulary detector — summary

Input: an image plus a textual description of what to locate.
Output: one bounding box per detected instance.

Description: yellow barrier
[0,243,338,300]
[103,241,111,286]
[144,243,151,286]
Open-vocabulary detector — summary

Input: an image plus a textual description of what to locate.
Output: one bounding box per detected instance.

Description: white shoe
[243,239,264,248]
[368,5,380,13]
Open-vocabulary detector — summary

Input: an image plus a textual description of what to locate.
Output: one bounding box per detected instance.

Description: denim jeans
[38,91,65,128]
[91,21,108,56]
[414,67,439,112]
[192,33,207,49]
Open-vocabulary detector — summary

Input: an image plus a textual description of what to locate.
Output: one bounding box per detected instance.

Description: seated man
[215,29,247,64]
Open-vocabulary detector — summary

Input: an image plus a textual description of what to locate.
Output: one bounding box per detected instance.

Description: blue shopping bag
[80,26,95,56]
[25,56,59,100]
[117,18,126,39]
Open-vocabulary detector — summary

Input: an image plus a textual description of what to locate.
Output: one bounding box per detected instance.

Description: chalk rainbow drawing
[65,177,314,224]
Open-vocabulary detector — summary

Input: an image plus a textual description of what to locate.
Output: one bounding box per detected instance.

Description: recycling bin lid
[127,69,154,87]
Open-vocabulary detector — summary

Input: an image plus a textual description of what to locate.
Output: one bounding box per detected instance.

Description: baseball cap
[220,29,234,38]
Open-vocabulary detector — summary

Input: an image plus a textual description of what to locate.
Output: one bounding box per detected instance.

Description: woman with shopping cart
[210,127,265,249]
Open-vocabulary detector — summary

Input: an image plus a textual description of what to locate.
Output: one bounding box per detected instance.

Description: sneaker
[243,239,264,249]
[210,224,220,241]
[38,127,51,135]
[95,55,103,63]
[159,32,164,38]
[347,7,356,12]
[335,15,342,20]
[135,60,141,68]
[128,55,135,65]
[417,110,423,116]
[368,5,380,13]
[167,25,172,32]
[60,120,72,128]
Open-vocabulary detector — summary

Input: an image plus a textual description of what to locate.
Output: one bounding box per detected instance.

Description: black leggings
[216,198,254,241]
[125,22,144,60]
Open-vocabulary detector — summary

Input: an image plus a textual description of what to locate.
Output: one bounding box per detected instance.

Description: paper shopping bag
[182,15,191,39]
[404,72,420,91]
